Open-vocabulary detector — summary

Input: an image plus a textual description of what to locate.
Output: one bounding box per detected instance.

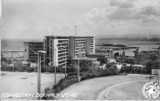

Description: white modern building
[52,38,69,67]
[44,35,95,67]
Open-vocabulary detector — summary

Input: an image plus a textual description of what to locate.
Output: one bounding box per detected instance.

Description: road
[0,72,64,99]
[58,74,156,100]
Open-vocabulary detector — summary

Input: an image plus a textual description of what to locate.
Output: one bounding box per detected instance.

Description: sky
[1,0,160,39]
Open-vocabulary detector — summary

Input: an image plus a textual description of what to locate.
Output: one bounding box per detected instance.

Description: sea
[96,39,160,56]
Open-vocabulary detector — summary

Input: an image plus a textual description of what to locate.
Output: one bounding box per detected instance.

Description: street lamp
[27,47,46,95]
[75,48,82,82]
[37,50,46,95]
[63,46,67,78]
[64,53,67,78]
[39,45,58,96]
[52,45,58,96]
[77,57,80,82]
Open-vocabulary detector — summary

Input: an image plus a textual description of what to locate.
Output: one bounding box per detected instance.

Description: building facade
[69,36,95,58]
[44,36,95,67]
[24,41,44,62]
[1,39,26,61]
[2,50,25,61]
[44,36,69,67]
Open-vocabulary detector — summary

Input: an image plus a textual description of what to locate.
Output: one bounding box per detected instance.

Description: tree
[150,54,158,61]
[97,57,107,65]
[146,54,160,74]
[80,60,92,72]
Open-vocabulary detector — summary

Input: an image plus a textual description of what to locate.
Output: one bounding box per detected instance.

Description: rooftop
[72,57,97,61]
[45,35,94,39]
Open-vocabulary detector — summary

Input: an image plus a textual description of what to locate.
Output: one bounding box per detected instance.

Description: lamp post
[53,44,58,96]
[76,48,81,82]
[37,50,46,96]
[54,64,57,96]
[27,47,47,99]
[37,52,41,94]
[39,44,58,96]
[77,57,80,82]
[64,46,67,78]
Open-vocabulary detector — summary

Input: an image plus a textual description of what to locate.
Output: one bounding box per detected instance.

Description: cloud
[108,0,160,21]
[110,0,135,8]
[1,0,160,39]
[83,0,160,38]
[1,0,104,39]
[140,6,160,16]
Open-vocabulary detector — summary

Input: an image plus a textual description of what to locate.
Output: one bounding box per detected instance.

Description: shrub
[120,65,146,74]
[124,58,136,64]
[80,71,95,80]
[145,59,160,74]
[53,75,78,93]
[52,62,120,94]
[108,64,119,75]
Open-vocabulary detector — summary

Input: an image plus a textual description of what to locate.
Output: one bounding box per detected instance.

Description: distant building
[2,50,25,61]
[152,69,160,77]
[96,45,138,57]
[1,39,26,61]
[24,41,44,62]
[44,35,95,67]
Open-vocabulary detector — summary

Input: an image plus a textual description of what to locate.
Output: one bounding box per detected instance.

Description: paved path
[58,74,150,100]
[97,80,137,99]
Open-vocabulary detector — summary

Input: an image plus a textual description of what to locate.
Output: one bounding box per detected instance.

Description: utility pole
[77,48,81,82]
[43,39,46,73]
[74,25,80,81]
[77,58,80,82]
[37,51,46,99]
[43,53,46,72]
[65,59,67,78]
[65,61,67,78]
[43,50,45,73]
[54,65,57,96]
[27,47,46,99]
[53,44,57,96]
[36,51,46,99]
[37,53,41,94]
[64,46,67,78]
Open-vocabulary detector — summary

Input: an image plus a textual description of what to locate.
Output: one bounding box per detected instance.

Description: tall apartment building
[44,36,69,67]
[44,36,95,67]
[69,36,95,58]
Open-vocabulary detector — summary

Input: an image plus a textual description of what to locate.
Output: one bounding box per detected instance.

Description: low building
[1,39,26,61]
[152,69,160,77]
[2,50,25,61]
[24,41,44,62]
